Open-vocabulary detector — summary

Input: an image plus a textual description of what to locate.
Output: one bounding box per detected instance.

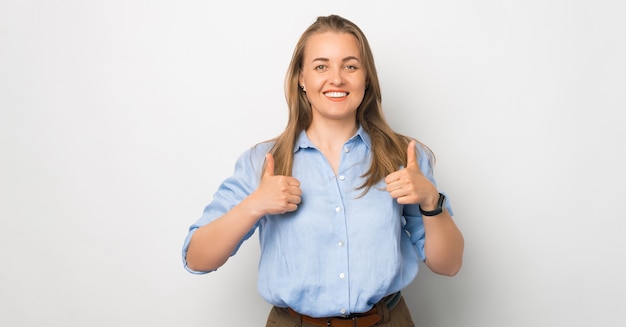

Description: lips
[324,91,348,98]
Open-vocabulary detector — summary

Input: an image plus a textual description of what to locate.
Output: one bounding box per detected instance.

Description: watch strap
[419,192,445,216]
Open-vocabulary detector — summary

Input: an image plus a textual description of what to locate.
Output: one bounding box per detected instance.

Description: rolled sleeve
[181,144,270,273]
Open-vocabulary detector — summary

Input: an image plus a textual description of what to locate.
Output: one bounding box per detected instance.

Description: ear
[298,72,305,90]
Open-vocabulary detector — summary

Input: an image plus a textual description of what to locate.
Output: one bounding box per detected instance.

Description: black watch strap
[419,193,446,216]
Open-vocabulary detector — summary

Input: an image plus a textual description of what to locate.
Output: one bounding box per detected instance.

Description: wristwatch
[419,193,446,216]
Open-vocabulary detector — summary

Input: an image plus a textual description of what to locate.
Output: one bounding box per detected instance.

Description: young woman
[183,14,464,327]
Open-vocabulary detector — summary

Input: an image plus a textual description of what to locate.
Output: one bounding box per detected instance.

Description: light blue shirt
[182,126,453,318]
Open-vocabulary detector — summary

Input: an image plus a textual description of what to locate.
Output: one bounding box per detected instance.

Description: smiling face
[299,31,367,125]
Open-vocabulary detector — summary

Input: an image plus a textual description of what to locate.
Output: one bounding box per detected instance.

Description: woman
[183,14,464,327]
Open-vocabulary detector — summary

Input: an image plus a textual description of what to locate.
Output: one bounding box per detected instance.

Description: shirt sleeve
[402,144,454,262]
[181,144,270,274]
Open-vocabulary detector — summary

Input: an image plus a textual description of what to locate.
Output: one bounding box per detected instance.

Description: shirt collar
[293,125,371,153]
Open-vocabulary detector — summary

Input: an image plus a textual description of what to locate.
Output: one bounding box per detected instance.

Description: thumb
[264,153,275,177]
[406,140,418,168]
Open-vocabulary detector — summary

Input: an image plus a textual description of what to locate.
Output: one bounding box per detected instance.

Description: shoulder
[234,140,275,169]
[249,140,275,158]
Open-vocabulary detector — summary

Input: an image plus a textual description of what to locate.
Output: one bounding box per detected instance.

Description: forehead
[303,31,361,60]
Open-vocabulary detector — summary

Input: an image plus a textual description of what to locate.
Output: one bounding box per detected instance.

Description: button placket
[329,145,353,318]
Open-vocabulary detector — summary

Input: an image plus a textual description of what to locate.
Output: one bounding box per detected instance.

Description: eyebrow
[311,56,361,63]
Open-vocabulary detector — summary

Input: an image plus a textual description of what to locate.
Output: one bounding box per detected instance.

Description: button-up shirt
[182,126,453,317]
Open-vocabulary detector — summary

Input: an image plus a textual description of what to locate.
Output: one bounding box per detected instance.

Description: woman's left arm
[385,140,464,276]
[421,209,464,276]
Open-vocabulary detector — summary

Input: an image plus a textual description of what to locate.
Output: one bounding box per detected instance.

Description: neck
[306,119,358,152]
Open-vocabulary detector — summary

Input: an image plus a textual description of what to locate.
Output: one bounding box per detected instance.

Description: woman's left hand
[384,140,439,209]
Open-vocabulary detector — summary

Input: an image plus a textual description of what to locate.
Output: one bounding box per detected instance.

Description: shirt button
[340,308,347,315]
[343,147,350,153]
[338,240,344,246]
[339,273,345,279]
[335,206,341,213]
[339,175,345,181]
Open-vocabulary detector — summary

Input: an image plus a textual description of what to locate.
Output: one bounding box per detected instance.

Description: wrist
[240,194,267,219]
[419,194,439,212]
[419,192,446,217]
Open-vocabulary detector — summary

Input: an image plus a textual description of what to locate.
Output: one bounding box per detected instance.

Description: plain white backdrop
[1,1,625,326]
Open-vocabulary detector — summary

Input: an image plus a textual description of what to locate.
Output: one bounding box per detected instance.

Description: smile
[324,91,348,98]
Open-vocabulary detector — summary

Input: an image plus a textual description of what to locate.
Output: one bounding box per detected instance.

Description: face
[299,32,367,124]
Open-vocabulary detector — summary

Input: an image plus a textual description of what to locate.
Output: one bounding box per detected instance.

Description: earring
[300,85,306,91]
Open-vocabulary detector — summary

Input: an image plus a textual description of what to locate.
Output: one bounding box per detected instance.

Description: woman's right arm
[185,153,302,272]
[185,195,268,272]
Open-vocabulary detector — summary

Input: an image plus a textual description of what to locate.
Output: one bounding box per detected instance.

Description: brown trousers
[265,296,415,327]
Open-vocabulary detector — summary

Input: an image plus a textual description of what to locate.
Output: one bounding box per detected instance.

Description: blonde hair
[268,14,433,194]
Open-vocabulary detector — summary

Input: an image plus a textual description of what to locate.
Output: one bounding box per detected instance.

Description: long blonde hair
[268,14,433,193]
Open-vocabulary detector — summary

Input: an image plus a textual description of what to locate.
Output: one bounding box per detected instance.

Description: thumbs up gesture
[252,153,302,215]
[385,140,439,208]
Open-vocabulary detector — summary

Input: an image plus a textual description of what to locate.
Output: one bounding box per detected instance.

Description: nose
[329,67,345,85]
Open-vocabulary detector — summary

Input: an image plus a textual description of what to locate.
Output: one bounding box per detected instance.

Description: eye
[344,65,358,70]
[315,65,327,71]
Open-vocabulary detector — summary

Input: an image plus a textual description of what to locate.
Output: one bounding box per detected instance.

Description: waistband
[286,291,402,327]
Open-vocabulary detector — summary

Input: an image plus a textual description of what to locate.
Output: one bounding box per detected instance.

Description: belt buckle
[325,316,359,327]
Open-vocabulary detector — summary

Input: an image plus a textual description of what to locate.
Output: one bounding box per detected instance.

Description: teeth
[325,92,347,98]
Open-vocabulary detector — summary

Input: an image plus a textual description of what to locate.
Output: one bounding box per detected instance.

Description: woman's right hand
[249,153,302,216]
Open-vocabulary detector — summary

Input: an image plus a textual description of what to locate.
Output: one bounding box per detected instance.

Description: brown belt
[286,292,400,327]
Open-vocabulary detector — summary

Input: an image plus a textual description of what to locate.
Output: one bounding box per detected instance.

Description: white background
[1,1,625,326]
